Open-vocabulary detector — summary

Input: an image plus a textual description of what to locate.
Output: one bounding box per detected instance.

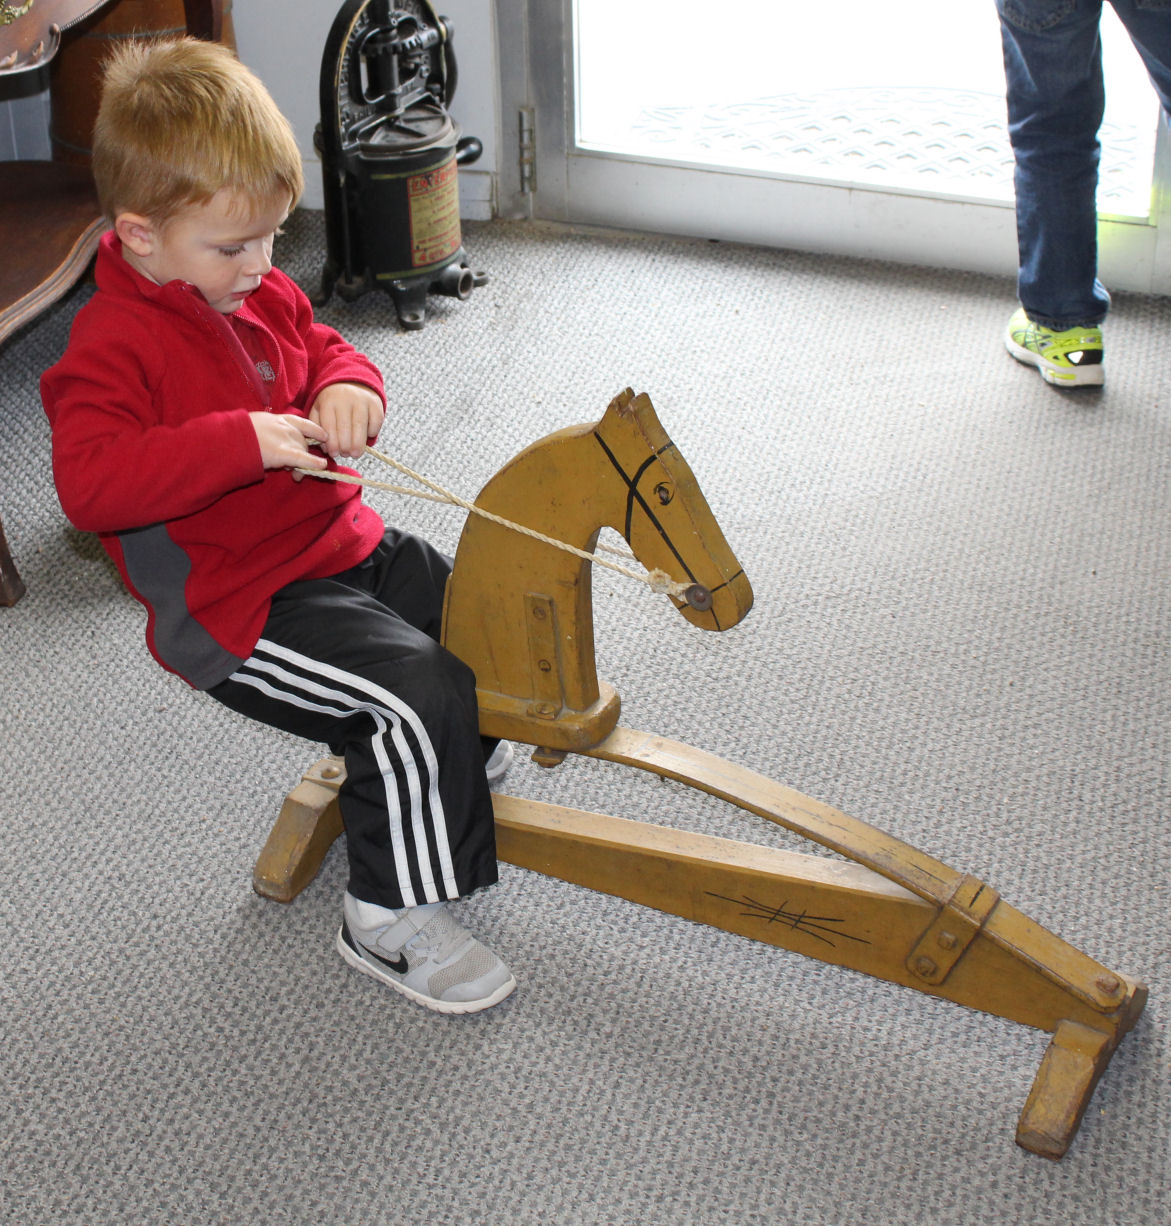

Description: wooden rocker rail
[254,734,1146,1162]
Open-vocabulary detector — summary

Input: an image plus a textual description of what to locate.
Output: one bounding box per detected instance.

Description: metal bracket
[518,106,536,194]
[907,872,1000,985]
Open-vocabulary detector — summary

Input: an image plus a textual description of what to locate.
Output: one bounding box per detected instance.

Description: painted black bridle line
[593,432,697,582]
[706,569,745,598]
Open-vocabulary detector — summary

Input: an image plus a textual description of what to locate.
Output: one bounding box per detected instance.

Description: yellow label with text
[407,159,461,268]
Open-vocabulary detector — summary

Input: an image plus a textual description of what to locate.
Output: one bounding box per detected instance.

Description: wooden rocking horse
[254,388,1146,1160]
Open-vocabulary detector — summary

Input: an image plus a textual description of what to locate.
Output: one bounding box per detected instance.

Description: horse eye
[655,482,674,505]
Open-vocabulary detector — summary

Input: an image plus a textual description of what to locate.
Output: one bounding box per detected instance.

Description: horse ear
[606,387,637,417]
[601,389,666,448]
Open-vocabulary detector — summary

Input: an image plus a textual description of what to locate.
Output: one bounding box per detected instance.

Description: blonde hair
[92,37,304,224]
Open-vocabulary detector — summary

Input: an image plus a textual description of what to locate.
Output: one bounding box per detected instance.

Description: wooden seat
[0,162,104,343]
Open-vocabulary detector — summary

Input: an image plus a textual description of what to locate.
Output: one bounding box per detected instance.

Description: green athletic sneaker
[1005,308,1104,387]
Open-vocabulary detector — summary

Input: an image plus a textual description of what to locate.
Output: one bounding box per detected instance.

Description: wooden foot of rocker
[252,757,345,903]
[253,390,1146,1159]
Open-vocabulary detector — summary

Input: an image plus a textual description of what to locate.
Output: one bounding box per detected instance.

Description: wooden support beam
[254,744,1145,1159]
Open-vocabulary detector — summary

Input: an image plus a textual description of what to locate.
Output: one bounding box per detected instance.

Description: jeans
[997,0,1171,328]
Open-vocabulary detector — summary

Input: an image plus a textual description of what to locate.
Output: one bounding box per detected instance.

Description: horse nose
[678,570,753,631]
[684,583,713,612]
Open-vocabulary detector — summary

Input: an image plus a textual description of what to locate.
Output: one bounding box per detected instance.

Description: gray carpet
[1,210,1167,1225]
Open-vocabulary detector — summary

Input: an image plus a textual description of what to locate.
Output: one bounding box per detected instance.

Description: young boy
[41,38,515,1015]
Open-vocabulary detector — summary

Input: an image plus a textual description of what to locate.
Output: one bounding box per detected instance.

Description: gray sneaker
[337,892,516,1014]
[484,740,515,788]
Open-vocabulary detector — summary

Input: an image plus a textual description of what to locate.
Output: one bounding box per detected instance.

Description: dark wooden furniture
[0,0,231,605]
[0,161,105,337]
[1,1,112,604]
[0,159,105,603]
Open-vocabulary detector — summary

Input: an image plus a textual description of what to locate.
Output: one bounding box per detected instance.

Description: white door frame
[494,0,1171,294]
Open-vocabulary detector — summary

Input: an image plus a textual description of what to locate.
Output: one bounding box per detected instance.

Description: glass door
[503,0,1171,293]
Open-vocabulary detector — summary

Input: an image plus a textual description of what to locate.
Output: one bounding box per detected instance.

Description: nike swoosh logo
[367,946,409,975]
[343,920,408,974]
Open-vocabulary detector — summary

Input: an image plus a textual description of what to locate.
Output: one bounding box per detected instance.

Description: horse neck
[442,420,624,723]
[478,420,620,547]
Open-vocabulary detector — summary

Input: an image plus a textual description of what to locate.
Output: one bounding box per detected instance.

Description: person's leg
[210,533,497,909]
[207,530,514,1011]
[345,526,507,780]
[1109,0,1171,113]
[998,0,1111,328]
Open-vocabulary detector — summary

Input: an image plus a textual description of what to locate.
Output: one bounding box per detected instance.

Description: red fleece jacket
[42,232,386,688]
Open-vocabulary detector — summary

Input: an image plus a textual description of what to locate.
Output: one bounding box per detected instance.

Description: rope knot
[646,569,679,595]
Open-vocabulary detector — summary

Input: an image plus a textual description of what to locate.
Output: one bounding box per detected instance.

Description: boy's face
[119,190,290,314]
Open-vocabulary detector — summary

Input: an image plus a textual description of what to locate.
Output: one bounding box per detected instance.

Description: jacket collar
[94,232,273,404]
[93,231,270,327]
[95,231,204,310]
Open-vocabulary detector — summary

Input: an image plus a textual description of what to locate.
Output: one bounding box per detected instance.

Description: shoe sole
[337,924,517,1015]
[1005,335,1104,387]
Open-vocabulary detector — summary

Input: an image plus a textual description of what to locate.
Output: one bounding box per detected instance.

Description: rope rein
[295,446,691,599]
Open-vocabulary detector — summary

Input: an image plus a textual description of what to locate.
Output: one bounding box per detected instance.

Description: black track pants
[206,529,499,910]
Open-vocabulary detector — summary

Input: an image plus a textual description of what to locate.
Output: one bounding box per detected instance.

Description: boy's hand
[309,382,385,459]
[250,412,330,479]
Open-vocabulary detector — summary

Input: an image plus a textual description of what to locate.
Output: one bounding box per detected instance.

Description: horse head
[443,388,753,752]
[593,388,753,632]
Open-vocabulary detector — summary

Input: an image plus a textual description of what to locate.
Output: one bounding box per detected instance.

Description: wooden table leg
[0,513,26,606]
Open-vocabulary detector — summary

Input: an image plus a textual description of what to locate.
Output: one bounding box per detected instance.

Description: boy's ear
[114,213,158,257]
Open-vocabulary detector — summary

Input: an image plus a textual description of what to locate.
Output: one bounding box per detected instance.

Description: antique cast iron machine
[315,0,486,328]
